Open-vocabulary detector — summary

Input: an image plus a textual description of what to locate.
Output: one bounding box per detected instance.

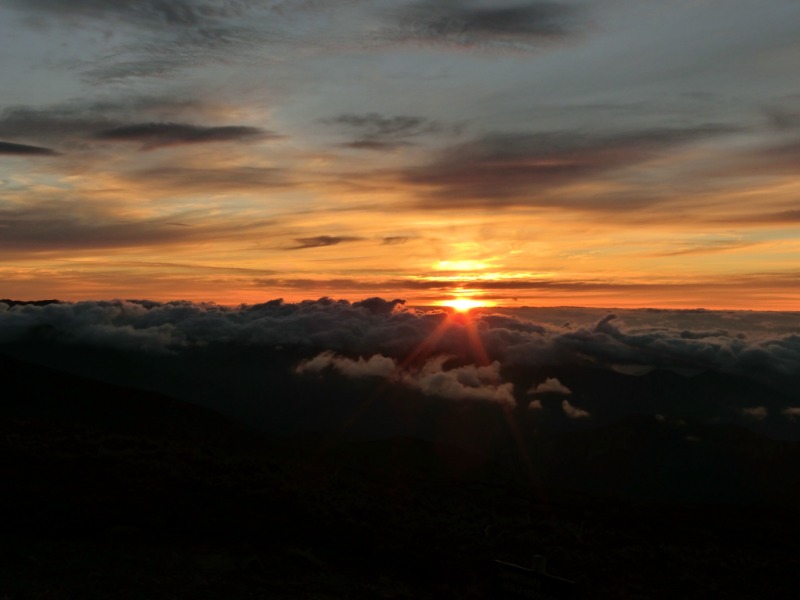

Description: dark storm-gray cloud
[93,122,272,149]
[385,1,583,47]
[0,100,276,151]
[0,106,119,144]
[0,140,59,156]
[400,125,739,208]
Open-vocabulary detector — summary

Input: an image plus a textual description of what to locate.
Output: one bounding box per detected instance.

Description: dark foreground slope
[2,355,799,599]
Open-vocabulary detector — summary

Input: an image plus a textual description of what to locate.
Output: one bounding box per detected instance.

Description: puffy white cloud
[562,400,590,419]
[296,351,396,378]
[296,351,515,406]
[407,358,514,406]
[528,377,571,396]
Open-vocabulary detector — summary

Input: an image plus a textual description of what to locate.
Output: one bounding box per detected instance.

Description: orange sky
[2,1,800,310]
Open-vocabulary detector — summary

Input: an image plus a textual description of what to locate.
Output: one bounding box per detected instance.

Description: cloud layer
[2,299,797,381]
[1,299,798,441]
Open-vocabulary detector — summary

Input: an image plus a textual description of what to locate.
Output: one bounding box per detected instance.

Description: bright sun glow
[434,260,490,271]
[442,298,487,312]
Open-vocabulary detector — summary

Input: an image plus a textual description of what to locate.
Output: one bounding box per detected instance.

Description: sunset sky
[2,0,799,309]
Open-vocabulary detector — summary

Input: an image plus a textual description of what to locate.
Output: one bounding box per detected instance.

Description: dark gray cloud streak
[400,125,739,208]
[0,140,59,156]
[252,274,800,295]
[287,236,363,250]
[386,1,582,47]
[0,106,117,144]
[93,122,272,149]
[0,102,277,151]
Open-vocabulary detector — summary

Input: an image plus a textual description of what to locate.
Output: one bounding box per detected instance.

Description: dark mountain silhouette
[3,353,800,597]
[0,298,61,307]
[506,363,799,440]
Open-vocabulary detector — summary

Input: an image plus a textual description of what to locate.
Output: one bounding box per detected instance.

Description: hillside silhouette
[3,353,800,598]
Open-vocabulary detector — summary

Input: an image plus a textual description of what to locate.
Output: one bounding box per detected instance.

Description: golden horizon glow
[439,297,493,312]
[3,3,800,311]
[434,260,491,272]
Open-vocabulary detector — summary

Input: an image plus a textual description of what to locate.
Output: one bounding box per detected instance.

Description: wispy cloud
[6,0,286,82]
[287,236,363,250]
[0,100,270,148]
[381,236,411,245]
[123,166,289,194]
[0,140,59,156]
[0,200,274,253]
[381,1,584,49]
[93,122,273,149]
[4,0,248,27]
[655,238,759,257]
[398,125,739,209]
[325,112,457,151]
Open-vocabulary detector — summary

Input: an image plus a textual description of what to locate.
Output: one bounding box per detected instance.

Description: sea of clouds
[2,298,799,436]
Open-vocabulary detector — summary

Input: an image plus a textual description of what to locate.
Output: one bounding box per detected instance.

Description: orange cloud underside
[3,148,800,310]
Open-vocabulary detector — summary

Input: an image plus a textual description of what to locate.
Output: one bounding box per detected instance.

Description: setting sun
[441,298,489,312]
